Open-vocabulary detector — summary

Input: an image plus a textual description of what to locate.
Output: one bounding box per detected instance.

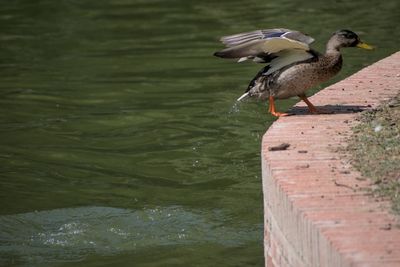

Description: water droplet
[229,101,241,115]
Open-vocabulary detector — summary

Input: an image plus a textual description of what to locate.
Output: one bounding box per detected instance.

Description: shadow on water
[0,206,262,266]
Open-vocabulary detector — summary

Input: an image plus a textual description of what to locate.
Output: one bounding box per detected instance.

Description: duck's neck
[324,40,343,65]
[325,35,344,55]
[320,46,343,75]
[325,43,342,55]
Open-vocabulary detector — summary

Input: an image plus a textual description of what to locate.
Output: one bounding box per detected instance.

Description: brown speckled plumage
[214,29,373,116]
[249,51,343,100]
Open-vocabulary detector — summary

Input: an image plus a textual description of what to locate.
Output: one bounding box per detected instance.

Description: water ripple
[0,206,262,266]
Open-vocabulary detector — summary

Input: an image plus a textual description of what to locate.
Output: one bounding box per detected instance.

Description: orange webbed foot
[271,111,289,117]
[268,96,289,117]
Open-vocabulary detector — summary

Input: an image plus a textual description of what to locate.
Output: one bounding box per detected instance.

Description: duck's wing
[214,29,315,62]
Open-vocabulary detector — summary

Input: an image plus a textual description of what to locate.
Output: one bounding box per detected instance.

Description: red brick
[262,52,400,267]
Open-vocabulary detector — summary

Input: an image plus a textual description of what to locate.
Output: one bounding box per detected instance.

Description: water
[0,206,261,266]
[0,0,398,266]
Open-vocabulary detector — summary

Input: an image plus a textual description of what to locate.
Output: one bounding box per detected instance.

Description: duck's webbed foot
[271,111,289,117]
[268,96,289,117]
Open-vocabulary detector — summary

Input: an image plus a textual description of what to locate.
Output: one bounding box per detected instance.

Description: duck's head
[327,29,373,51]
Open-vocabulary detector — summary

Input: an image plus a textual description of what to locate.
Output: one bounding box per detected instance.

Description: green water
[0,0,398,266]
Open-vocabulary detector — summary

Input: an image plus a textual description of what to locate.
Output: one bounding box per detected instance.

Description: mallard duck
[214,29,373,117]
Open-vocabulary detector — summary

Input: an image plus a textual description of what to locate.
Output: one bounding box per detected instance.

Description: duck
[214,29,373,117]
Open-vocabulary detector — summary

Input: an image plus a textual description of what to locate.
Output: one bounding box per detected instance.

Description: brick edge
[262,52,400,267]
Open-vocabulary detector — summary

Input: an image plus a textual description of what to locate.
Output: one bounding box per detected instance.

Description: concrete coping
[262,52,400,267]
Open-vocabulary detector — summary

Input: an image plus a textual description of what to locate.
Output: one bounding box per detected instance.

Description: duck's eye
[338,31,356,39]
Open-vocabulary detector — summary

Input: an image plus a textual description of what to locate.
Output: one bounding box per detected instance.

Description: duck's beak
[356,41,374,50]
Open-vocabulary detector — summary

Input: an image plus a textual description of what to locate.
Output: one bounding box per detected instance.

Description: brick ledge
[262,52,400,267]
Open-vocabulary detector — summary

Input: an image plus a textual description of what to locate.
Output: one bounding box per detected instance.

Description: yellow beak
[357,42,374,50]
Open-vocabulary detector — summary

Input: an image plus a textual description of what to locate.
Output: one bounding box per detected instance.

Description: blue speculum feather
[265,32,286,38]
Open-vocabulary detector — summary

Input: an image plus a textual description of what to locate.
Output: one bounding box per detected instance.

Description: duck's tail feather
[237,92,250,101]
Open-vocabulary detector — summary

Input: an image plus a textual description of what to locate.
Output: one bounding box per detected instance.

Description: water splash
[0,206,261,266]
[228,101,241,115]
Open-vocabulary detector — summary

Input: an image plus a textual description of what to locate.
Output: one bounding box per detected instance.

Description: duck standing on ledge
[214,29,373,117]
